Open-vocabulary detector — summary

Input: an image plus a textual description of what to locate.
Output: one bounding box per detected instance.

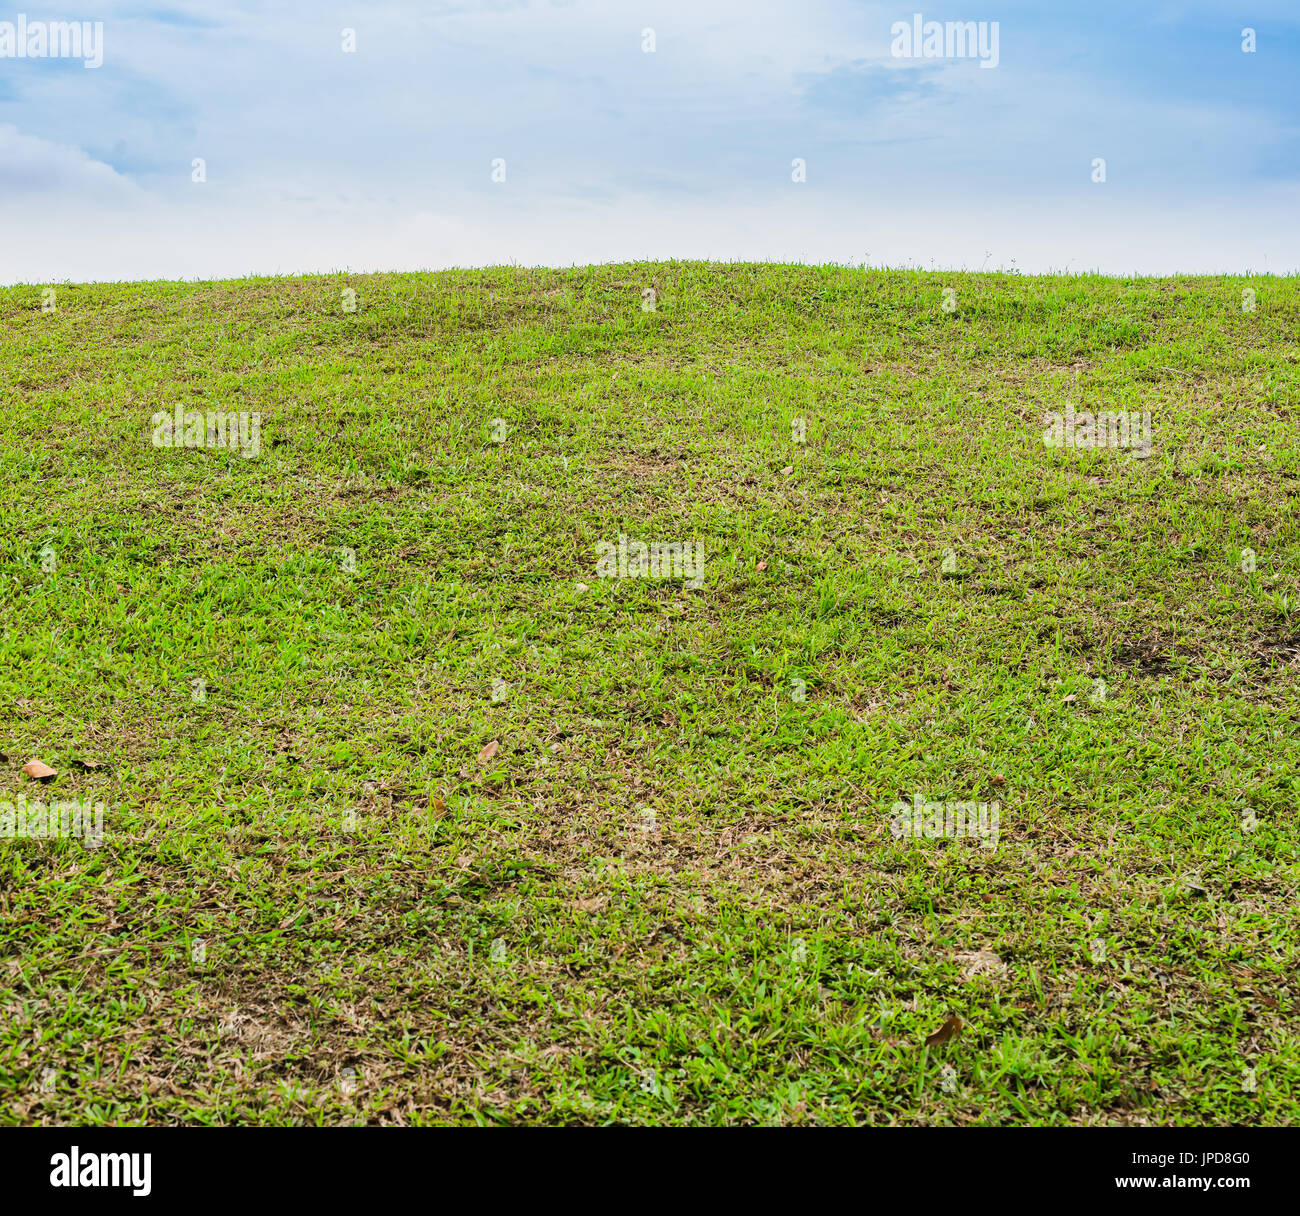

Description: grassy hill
[2,262,1298,1125]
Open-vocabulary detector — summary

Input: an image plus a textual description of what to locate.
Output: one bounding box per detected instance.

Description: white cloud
[0,124,142,198]
[1,3,1296,280]
[4,187,1297,283]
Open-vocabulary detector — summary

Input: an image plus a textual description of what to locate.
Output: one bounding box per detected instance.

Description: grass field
[1,262,1298,1126]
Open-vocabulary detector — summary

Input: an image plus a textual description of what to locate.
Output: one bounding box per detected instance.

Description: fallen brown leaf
[924,1014,963,1047]
[476,740,499,764]
[21,759,56,782]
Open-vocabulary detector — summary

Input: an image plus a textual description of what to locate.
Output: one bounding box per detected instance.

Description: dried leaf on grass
[924,1015,964,1047]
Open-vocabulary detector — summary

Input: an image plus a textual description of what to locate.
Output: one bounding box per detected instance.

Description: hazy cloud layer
[2,1,1298,280]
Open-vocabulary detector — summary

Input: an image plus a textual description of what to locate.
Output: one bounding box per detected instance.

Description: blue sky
[1,1,1298,281]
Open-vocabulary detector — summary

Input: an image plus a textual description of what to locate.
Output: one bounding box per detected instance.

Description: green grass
[1,262,1298,1125]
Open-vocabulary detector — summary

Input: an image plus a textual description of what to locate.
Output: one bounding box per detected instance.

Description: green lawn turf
[1,262,1297,1125]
